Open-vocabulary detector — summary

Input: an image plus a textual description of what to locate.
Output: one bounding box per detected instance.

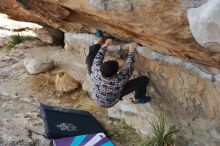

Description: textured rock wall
[136,47,220,145]
[187,0,220,53]
[1,0,220,145]
[0,0,219,68]
[182,0,207,8]
[35,26,64,45]
[65,33,220,145]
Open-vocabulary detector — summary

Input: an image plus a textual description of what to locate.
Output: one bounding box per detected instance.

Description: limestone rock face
[64,33,97,52]
[35,27,64,45]
[0,0,220,68]
[182,0,207,8]
[107,101,158,135]
[1,0,220,145]
[65,33,220,145]
[88,0,133,11]
[23,57,55,74]
[188,0,220,52]
[0,93,51,146]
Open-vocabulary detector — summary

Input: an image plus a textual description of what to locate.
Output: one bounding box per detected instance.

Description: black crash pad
[39,104,105,139]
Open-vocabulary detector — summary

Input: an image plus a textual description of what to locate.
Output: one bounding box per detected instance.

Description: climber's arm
[116,42,137,80]
[91,45,107,73]
[117,52,135,80]
[91,39,112,74]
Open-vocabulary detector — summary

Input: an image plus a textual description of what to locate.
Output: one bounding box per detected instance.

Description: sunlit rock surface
[35,27,64,45]
[65,33,220,145]
[0,0,220,67]
[1,0,220,145]
[188,0,220,53]
[0,93,51,146]
[23,57,55,74]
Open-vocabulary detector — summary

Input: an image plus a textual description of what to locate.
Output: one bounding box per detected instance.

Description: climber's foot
[130,96,151,104]
[96,29,103,38]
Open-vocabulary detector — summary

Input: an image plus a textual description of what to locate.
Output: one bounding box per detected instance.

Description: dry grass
[55,71,79,93]
[27,73,144,146]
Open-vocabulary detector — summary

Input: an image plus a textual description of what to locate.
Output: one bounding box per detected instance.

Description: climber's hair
[101,60,119,77]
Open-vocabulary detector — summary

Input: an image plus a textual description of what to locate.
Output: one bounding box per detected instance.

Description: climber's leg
[120,76,150,102]
[86,44,101,75]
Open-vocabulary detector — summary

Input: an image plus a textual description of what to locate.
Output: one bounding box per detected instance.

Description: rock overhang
[0,0,219,68]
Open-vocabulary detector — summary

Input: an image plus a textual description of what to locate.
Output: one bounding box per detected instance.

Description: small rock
[23,57,55,74]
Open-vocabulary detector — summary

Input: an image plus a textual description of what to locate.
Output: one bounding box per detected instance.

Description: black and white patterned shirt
[90,45,135,108]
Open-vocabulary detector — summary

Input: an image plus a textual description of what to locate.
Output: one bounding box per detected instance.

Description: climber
[86,30,151,108]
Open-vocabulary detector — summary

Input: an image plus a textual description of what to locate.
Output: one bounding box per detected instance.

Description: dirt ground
[27,73,144,146]
[0,36,145,146]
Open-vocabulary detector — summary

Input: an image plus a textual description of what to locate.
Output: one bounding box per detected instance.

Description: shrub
[140,114,180,146]
[1,34,31,52]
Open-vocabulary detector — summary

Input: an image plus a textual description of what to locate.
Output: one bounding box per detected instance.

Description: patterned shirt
[90,45,135,108]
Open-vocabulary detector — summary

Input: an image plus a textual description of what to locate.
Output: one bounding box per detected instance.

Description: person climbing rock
[86,30,151,108]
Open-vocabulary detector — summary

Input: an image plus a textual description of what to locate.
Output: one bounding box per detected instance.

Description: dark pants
[86,44,149,100]
[86,44,101,75]
[120,76,149,100]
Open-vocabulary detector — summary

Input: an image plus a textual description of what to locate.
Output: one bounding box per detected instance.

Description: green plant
[111,120,143,146]
[140,114,180,146]
[1,34,31,52]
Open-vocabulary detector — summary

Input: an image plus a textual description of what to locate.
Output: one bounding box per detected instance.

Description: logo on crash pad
[56,123,78,132]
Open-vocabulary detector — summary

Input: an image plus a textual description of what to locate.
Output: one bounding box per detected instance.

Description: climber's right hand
[105,39,112,47]
[128,42,137,53]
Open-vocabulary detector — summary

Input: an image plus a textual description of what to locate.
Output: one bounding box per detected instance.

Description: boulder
[187,0,220,52]
[1,0,220,144]
[35,27,64,45]
[64,33,96,52]
[107,100,158,135]
[23,57,55,74]
[64,32,220,145]
[0,0,220,67]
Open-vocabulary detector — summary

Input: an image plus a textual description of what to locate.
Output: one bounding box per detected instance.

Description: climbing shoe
[130,96,151,104]
[96,29,103,38]
[139,96,151,104]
